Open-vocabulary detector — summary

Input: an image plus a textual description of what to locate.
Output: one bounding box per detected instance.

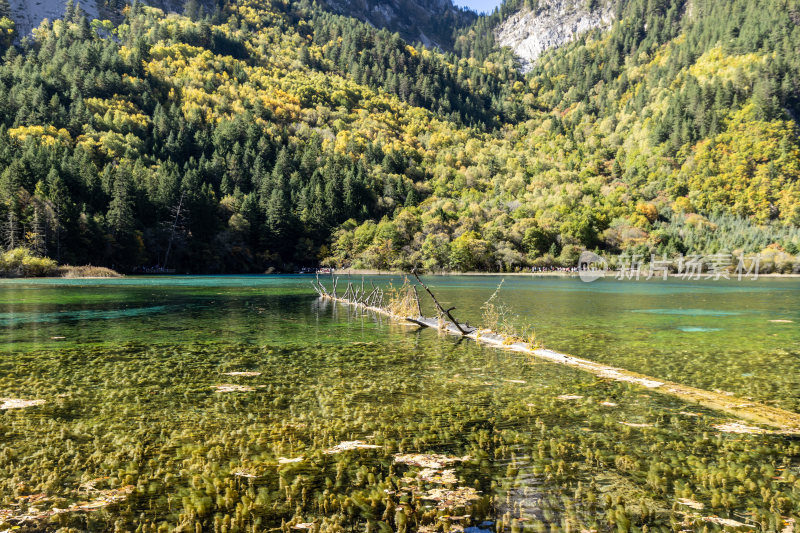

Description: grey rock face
[495,0,614,70]
[9,0,99,36]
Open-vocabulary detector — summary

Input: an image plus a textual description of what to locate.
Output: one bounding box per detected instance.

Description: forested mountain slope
[4,0,218,36]
[0,0,798,273]
[4,0,472,49]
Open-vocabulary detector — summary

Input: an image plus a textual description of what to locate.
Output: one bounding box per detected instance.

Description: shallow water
[1,275,799,532]
[401,276,800,411]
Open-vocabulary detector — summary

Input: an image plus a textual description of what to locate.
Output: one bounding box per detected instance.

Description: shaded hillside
[321,0,476,49]
[5,0,473,49]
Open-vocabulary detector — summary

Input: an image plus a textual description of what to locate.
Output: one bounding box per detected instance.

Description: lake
[1,275,798,532]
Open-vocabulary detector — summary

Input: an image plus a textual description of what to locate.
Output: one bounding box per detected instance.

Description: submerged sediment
[317,278,800,433]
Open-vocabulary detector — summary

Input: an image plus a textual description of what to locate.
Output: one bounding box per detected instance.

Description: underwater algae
[2,277,800,531]
[2,338,800,532]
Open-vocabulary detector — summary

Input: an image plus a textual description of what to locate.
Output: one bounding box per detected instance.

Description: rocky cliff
[8,0,98,36]
[495,0,615,70]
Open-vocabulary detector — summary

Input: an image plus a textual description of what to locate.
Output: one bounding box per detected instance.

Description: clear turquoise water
[381,276,800,411]
[1,275,799,532]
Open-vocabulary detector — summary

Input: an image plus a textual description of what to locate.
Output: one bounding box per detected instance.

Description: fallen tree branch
[310,281,322,297]
[411,268,468,335]
[413,286,422,317]
[311,272,800,433]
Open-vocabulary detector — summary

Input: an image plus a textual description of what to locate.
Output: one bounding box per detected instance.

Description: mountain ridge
[0,0,798,274]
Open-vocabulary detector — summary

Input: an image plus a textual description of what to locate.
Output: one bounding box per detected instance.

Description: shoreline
[0,276,123,281]
[334,268,800,279]
[3,270,799,280]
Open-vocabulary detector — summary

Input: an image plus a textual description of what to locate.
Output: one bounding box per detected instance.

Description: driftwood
[312,272,800,433]
[312,271,472,336]
[411,269,469,335]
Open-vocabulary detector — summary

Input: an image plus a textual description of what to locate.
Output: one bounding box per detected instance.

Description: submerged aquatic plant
[1,338,800,532]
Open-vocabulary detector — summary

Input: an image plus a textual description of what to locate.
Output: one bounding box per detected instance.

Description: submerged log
[313,272,800,433]
[315,272,471,334]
